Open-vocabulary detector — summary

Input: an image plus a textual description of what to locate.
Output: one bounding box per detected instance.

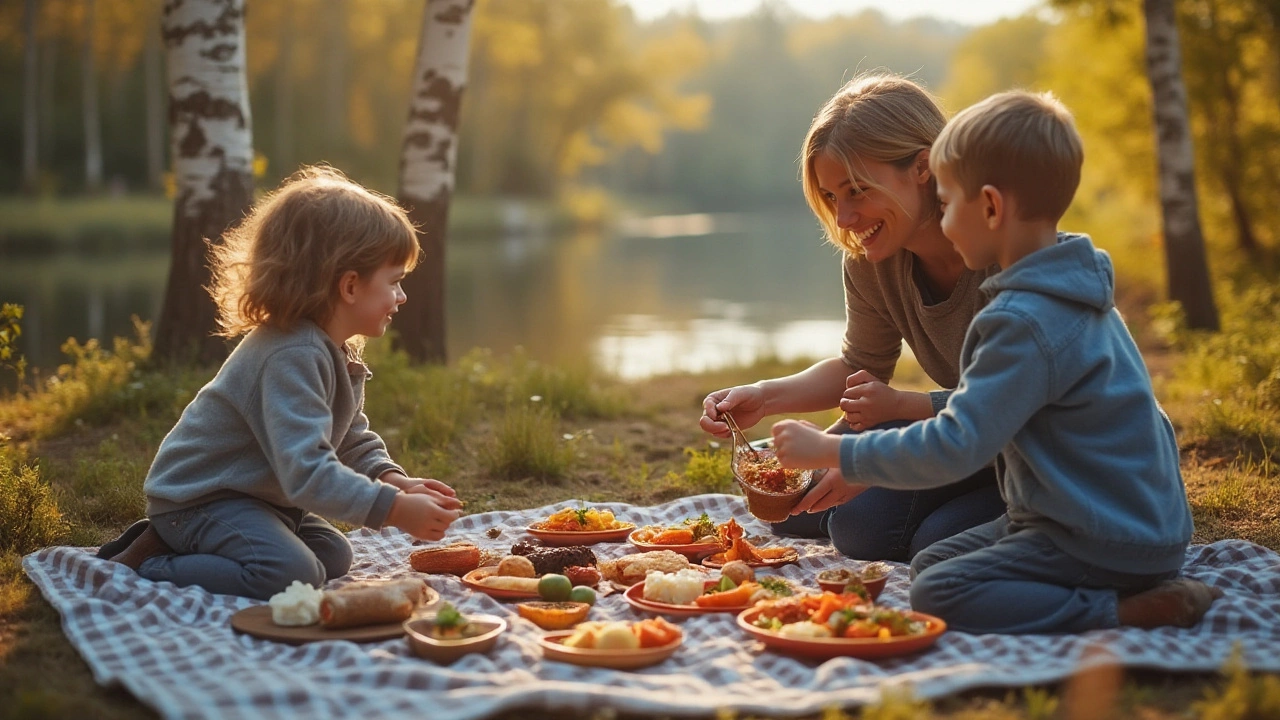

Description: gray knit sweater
[143,321,402,529]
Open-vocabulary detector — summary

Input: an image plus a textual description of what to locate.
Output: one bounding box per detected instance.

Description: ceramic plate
[525,523,637,546]
[404,614,507,663]
[623,580,754,617]
[736,607,947,660]
[461,567,540,600]
[627,530,722,560]
[539,630,682,670]
[702,548,799,569]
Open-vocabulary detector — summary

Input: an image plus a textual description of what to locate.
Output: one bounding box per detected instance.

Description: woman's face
[812,151,933,263]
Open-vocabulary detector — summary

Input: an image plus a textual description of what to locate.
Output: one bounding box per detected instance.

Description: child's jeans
[771,420,1005,562]
[908,514,1178,634]
[138,496,354,600]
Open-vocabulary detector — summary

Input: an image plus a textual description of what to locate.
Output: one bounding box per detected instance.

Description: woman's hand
[839,370,902,430]
[386,492,463,541]
[700,384,767,438]
[788,466,870,515]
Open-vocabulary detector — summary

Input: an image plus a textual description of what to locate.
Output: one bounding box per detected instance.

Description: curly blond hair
[207,165,420,338]
[800,73,947,256]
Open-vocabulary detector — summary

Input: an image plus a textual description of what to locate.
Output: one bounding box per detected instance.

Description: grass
[1,288,1278,718]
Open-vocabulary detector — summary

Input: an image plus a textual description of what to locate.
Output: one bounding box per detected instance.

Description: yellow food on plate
[535,506,626,532]
[516,601,591,630]
[561,618,682,649]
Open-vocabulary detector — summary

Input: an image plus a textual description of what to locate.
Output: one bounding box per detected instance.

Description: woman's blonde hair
[800,73,947,255]
[207,164,420,338]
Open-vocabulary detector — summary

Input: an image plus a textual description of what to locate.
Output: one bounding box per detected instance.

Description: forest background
[1,0,1280,718]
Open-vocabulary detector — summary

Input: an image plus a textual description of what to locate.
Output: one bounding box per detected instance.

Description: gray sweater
[143,321,402,529]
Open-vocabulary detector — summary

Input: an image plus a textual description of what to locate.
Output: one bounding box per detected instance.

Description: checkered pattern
[23,494,1280,719]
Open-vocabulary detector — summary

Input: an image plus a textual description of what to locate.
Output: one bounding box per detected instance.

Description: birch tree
[396,0,475,363]
[154,0,254,364]
[1143,0,1219,331]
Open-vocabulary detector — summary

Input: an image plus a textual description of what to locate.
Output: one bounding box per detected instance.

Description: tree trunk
[144,20,165,191]
[273,4,295,177]
[22,0,38,194]
[82,0,103,193]
[396,0,476,363]
[323,0,347,146]
[153,0,255,365]
[1142,0,1219,331]
[39,38,56,167]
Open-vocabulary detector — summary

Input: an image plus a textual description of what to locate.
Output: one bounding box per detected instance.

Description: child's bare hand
[839,370,899,430]
[771,419,841,469]
[404,481,463,511]
[387,492,463,541]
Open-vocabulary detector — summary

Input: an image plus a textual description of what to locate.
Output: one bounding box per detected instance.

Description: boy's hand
[386,492,463,541]
[789,467,870,515]
[839,370,900,430]
[700,384,766,438]
[771,419,841,469]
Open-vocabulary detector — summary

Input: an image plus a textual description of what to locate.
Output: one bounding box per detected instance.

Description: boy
[770,91,1221,634]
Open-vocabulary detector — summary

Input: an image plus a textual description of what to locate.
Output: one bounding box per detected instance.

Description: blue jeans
[138,496,353,600]
[771,420,1005,562]
[908,515,1178,634]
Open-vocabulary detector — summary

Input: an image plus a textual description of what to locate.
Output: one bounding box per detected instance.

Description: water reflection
[1,209,852,380]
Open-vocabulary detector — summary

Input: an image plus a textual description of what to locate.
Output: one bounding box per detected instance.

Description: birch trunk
[22,0,38,194]
[82,0,103,192]
[154,0,254,365]
[1142,0,1219,332]
[396,0,476,363]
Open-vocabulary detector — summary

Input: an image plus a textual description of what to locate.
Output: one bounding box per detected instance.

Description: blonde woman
[700,74,1004,562]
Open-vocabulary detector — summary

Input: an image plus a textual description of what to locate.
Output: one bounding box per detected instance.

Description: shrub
[1155,282,1280,458]
[481,402,575,481]
[0,449,66,555]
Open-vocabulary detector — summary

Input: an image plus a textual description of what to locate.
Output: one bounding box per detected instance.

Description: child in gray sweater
[102,166,463,600]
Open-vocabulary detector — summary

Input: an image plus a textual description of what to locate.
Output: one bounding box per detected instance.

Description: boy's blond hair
[207,165,420,338]
[801,73,947,256]
[930,90,1083,222]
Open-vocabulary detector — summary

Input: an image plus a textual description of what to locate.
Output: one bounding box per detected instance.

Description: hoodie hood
[979,233,1113,313]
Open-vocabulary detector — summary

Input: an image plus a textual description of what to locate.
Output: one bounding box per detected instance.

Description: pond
[1,209,851,380]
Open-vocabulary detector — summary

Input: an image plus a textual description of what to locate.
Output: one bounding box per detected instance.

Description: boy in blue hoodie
[770,90,1221,634]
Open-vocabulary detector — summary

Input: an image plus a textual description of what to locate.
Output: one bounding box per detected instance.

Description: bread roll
[318,579,428,629]
[409,543,481,575]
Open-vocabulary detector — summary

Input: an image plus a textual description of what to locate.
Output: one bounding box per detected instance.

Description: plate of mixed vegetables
[736,591,946,660]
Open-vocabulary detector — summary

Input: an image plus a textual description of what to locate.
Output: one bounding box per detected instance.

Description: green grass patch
[481,402,577,481]
[0,448,67,555]
[1154,281,1280,460]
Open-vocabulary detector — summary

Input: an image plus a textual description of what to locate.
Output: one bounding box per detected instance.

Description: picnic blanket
[23,494,1280,720]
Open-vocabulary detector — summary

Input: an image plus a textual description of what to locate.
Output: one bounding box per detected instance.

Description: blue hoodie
[838,234,1192,574]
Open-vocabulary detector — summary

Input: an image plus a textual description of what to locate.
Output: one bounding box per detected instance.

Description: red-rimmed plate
[627,529,722,560]
[461,567,540,601]
[539,630,682,670]
[525,523,636,546]
[736,606,946,660]
[623,580,757,617]
[702,548,799,569]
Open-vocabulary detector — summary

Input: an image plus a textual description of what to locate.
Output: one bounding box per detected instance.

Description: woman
[699,74,1005,562]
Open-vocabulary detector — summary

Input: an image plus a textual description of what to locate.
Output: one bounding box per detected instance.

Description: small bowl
[404,613,507,664]
[817,564,891,601]
[731,445,814,523]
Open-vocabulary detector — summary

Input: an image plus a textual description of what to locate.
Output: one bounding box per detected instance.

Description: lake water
[1,209,852,380]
